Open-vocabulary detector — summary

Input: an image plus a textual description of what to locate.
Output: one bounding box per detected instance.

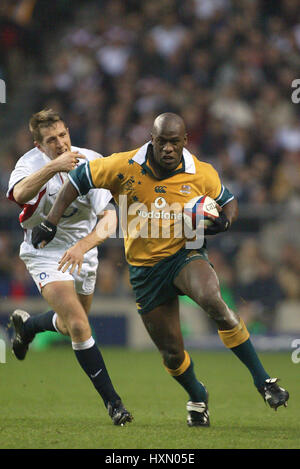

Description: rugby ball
[183,195,219,231]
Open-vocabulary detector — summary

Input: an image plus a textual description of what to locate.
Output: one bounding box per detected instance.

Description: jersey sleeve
[68,161,95,195]
[204,164,234,207]
[214,184,235,207]
[6,156,46,206]
[68,154,123,196]
[203,164,222,199]
[88,188,113,216]
[78,149,114,214]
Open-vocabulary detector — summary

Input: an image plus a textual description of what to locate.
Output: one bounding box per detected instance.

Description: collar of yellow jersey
[132,141,196,174]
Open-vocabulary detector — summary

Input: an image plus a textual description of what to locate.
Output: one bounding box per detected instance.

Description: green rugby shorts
[129,246,210,315]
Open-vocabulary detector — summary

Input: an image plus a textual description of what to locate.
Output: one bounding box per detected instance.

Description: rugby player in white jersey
[7,109,132,426]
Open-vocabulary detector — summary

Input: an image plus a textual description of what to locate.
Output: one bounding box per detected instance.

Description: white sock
[71,336,95,351]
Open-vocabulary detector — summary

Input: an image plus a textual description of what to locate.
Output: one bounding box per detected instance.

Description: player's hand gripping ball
[183,195,230,235]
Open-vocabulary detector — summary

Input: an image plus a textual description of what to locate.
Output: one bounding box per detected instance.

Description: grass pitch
[0,345,298,449]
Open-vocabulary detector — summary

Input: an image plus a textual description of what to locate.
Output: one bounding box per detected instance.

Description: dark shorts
[129,246,210,315]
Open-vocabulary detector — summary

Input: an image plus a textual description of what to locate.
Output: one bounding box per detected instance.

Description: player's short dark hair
[29,109,66,143]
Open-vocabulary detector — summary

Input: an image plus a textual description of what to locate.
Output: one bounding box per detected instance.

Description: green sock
[173,360,208,403]
[231,338,270,388]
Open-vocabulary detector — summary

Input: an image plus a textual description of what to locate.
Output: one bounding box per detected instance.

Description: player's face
[36,121,71,160]
[151,128,187,171]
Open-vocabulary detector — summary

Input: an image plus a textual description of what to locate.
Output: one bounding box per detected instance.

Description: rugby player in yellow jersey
[32,113,289,426]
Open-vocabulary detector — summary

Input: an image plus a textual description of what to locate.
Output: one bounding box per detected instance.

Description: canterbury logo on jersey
[154,185,167,193]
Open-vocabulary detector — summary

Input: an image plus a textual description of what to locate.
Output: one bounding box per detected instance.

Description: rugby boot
[258,378,289,411]
[10,310,34,360]
[187,401,210,427]
[107,399,133,426]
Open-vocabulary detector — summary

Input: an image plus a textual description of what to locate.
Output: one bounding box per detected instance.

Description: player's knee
[59,323,69,335]
[161,348,184,370]
[198,290,222,316]
[55,316,69,335]
[198,291,239,328]
[68,316,91,341]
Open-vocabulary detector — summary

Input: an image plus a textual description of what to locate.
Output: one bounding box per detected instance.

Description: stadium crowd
[0,0,300,333]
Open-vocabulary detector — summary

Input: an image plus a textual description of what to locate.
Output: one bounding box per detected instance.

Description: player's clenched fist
[50,151,86,173]
[32,220,57,248]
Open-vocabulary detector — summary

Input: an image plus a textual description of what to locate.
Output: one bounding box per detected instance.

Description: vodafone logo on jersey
[137,209,182,221]
[154,197,167,209]
[136,197,183,221]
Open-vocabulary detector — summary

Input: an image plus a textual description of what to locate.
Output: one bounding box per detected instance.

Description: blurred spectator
[210,84,254,129]
[236,257,285,330]
[234,237,262,286]
[0,151,16,202]
[96,258,119,296]
[9,256,38,299]
[149,11,188,59]
[255,84,296,132]
[275,118,300,151]
[0,0,39,89]
[193,0,231,20]
[0,232,13,296]
[277,244,300,300]
[271,150,300,202]
[96,27,132,77]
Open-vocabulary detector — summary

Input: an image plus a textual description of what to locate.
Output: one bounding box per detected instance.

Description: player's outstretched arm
[58,209,117,274]
[48,179,79,225]
[32,180,79,248]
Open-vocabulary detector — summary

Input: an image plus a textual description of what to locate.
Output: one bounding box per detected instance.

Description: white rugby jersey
[7,146,113,259]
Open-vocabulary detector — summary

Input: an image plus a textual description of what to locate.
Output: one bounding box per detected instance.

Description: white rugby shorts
[21,251,98,295]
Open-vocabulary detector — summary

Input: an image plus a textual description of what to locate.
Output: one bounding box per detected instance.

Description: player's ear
[34,140,42,151]
[183,133,188,146]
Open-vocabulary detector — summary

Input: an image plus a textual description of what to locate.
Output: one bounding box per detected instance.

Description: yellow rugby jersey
[68,142,234,266]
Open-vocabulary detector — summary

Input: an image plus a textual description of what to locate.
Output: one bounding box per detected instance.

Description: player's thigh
[77,293,94,316]
[174,258,221,305]
[42,280,90,330]
[174,259,239,328]
[141,296,185,368]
